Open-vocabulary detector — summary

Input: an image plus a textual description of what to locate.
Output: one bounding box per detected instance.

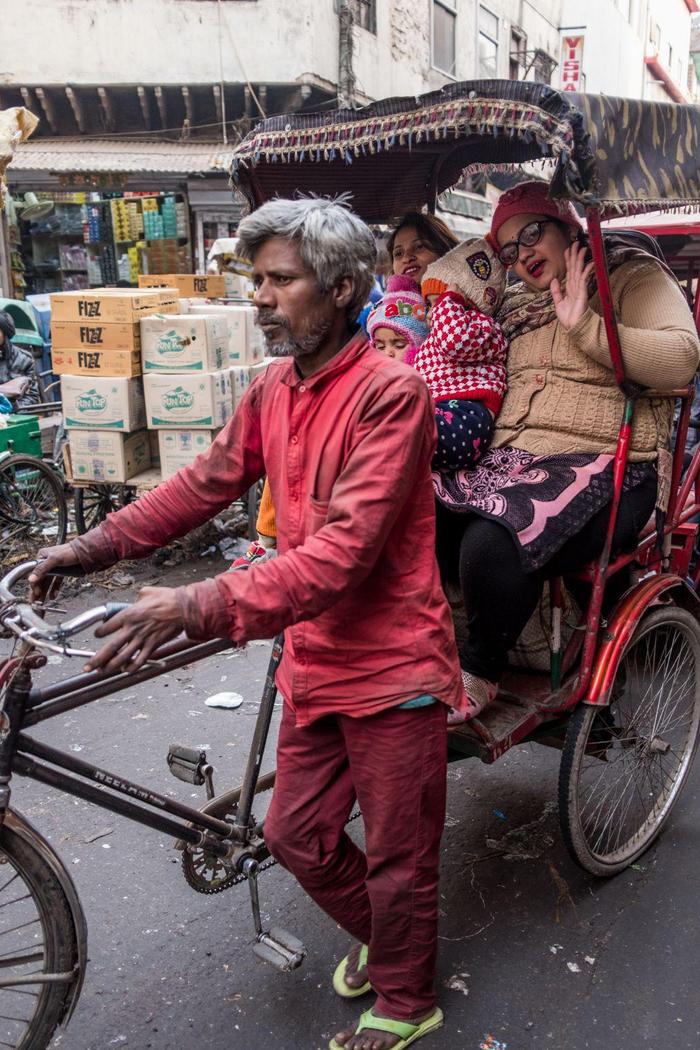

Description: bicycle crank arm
[243,857,306,972]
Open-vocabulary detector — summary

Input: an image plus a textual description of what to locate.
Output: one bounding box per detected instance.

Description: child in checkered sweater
[416,237,508,472]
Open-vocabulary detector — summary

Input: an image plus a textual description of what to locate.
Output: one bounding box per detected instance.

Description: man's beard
[258,312,332,359]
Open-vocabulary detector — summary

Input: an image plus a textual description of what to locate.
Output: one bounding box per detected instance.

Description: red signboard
[560,35,584,93]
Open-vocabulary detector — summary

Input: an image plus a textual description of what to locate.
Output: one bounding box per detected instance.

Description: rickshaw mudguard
[3,808,88,1025]
[586,574,700,707]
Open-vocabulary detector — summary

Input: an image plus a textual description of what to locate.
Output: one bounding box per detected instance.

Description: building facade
[557,0,699,101]
[2,0,699,296]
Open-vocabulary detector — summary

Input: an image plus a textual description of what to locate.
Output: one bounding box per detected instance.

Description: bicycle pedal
[167,743,215,797]
[268,926,306,955]
[253,929,306,972]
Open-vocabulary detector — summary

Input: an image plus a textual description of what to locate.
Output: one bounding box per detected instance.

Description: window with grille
[533,50,555,84]
[479,6,499,78]
[510,28,526,80]
[433,0,457,77]
[351,0,376,34]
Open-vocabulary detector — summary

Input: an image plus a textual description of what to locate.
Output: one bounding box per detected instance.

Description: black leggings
[435,473,658,682]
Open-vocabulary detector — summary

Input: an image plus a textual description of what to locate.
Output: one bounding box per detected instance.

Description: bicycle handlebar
[0,561,132,654]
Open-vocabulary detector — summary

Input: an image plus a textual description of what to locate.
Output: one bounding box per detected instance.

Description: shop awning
[8,137,230,175]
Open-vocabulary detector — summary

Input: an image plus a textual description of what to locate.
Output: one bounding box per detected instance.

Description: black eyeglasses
[497,220,555,267]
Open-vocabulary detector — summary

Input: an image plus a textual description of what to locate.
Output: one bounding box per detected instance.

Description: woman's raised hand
[550,242,595,331]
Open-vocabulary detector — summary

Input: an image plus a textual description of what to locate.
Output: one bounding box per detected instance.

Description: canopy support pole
[427,154,447,215]
[586,209,625,389]
[578,207,637,697]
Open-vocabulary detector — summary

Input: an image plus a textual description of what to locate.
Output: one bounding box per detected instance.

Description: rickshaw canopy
[230,79,700,222]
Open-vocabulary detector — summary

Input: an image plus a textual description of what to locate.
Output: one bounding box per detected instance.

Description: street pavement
[1,555,698,1050]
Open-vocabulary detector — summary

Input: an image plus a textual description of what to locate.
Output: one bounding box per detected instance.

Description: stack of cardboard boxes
[139,274,267,477]
[141,303,267,479]
[51,288,178,484]
[140,309,233,480]
[139,272,251,300]
[53,278,270,488]
[184,301,266,405]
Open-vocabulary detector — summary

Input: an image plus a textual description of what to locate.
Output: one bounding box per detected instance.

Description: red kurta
[75,333,464,725]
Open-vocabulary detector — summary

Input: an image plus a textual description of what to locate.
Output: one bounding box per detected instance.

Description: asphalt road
[1,555,699,1050]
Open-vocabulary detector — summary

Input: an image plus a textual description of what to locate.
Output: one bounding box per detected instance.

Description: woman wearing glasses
[435,180,699,723]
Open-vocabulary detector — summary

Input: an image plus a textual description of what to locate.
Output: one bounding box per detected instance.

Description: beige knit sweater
[494,258,700,461]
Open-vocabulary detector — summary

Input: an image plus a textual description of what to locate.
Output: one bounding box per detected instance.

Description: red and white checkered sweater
[408,291,508,415]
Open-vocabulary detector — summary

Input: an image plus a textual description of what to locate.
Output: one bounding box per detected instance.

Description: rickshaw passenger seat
[601,228,666,263]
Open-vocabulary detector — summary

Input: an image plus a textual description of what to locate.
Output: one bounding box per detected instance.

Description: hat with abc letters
[421,237,505,316]
[367,274,429,348]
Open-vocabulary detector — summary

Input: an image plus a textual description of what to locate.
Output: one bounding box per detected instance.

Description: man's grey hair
[237,196,377,318]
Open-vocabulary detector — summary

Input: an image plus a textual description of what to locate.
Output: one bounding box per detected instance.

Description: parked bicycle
[1,368,68,568]
[0,560,287,1049]
[0,452,67,568]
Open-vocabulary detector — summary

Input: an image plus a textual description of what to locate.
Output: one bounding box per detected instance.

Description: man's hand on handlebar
[86,586,185,674]
[29,544,83,602]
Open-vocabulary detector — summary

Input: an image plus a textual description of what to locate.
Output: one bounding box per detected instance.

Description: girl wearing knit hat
[366,274,429,359]
[415,236,508,474]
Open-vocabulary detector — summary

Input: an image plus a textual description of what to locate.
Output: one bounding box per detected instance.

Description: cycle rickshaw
[0,79,700,1048]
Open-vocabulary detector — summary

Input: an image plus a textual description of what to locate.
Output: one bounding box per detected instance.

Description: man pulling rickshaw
[14,79,700,1049]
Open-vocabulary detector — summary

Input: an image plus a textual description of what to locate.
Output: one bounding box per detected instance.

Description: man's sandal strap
[357,1006,444,1042]
[328,1007,443,1050]
[332,945,371,998]
[357,1011,418,1040]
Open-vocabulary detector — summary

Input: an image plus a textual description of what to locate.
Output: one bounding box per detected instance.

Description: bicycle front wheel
[0,824,79,1049]
[0,455,67,566]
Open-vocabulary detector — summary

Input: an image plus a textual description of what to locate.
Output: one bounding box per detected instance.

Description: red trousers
[264,699,447,1019]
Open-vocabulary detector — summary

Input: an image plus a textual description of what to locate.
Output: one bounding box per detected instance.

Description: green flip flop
[329,1006,444,1049]
[332,944,371,998]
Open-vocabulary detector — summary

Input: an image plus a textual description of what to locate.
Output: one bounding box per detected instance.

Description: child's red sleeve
[424,292,508,365]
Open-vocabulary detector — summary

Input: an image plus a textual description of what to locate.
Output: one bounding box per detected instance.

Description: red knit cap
[491,181,582,244]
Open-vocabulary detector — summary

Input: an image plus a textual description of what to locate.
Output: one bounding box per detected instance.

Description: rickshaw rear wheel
[559,605,700,876]
[73,483,134,534]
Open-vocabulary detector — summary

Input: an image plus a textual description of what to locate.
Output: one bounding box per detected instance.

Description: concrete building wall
[456,0,562,82]
[3,0,566,102]
[3,0,695,108]
[3,0,336,88]
[559,0,644,96]
[3,0,464,101]
[646,0,695,100]
[559,0,695,100]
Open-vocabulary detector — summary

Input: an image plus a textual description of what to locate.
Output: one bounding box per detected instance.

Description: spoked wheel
[0,455,67,567]
[0,825,79,1049]
[559,606,700,876]
[73,483,134,535]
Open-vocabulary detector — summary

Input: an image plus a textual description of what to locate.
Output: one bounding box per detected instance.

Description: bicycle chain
[181,806,361,895]
[181,847,278,895]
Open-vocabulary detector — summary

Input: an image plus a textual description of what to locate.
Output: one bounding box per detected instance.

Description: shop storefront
[4,139,236,299]
[186,175,248,272]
